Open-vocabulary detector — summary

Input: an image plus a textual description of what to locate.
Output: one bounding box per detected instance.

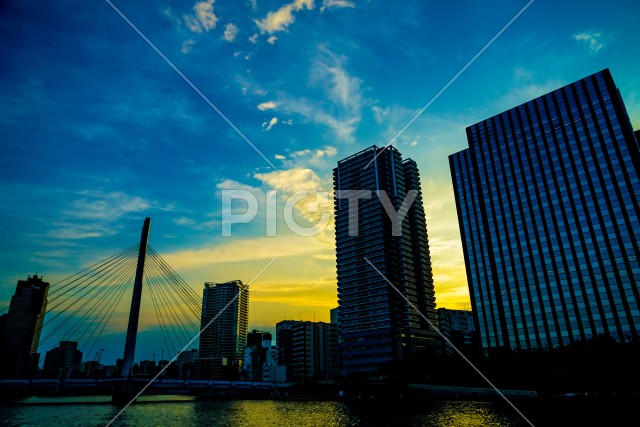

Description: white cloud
[216,179,257,192]
[293,147,336,158]
[497,80,563,110]
[320,0,355,12]
[275,154,287,160]
[276,47,363,142]
[184,0,218,33]
[249,0,258,12]
[181,39,197,54]
[573,31,606,53]
[283,98,360,142]
[311,47,363,115]
[255,167,322,194]
[223,23,239,42]
[254,167,332,229]
[174,216,196,227]
[63,191,150,222]
[262,116,278,131]
[267,35,278,44]
[254,0,315,35]
[282,118,293,125]
[249,33,259,44]
[371,105,389,124]
[47,191,159,240]
[277,146,337,165]
[257,101,277,111]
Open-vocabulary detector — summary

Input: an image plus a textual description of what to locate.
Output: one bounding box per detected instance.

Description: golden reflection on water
[426,401,517,427]
[0,397,523,426]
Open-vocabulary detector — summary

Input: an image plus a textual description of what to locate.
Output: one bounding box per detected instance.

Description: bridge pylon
[120,217,150,377]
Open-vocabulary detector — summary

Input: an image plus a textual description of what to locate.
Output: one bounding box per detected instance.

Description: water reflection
[0,397,528,426]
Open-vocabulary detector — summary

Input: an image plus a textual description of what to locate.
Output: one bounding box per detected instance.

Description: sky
[1,0,639,364]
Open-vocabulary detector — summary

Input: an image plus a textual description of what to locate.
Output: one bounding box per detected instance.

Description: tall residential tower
[0,275,49,378]
[196,280,248,379]
[334,146,440,376]
[450,69,640,353]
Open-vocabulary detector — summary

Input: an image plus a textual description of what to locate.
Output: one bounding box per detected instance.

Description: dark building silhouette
[330,307,341,345]
[176,348,198,379]
[276,320,338,382]
[334,146,440,377]
[437,308,476,355]
[0,275,49,378]
[137,359,156,376]
[195,281,248,379]
[247,329,272,347]
[450,69,640,353]
[243,330,272,381]
[276,320,296,381]
[43,341,82,379]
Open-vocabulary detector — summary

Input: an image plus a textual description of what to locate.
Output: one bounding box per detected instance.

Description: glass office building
[450,69,640,352]
[334,146,440,376]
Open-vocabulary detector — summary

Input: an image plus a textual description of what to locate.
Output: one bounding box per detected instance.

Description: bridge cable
[39,249,136,342]
[145,269,179,357]
[40,252,137,349]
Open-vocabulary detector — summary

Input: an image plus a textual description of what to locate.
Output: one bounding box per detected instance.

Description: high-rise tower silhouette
[0,275,49,378]
[450,69,640,352]
[334,146,440,376]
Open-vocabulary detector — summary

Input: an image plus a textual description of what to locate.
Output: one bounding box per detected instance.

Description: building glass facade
[334,146,440,376]
[450,69,640,352]
[196,280,248,378]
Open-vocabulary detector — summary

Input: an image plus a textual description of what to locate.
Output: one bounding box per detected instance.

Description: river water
[0,395,633,426]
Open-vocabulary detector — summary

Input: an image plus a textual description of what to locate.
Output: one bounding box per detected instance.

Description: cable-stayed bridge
[1,218,286,399]
[31,218,202,378]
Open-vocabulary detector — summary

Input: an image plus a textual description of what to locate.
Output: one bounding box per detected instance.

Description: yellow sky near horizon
[161,163,472,331]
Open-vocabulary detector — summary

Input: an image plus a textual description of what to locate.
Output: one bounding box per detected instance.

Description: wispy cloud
[573,31,607,54]
[310,47,363,115]
[223,23,239,42]
[262,116,278,131]
[63,191,150,222]
[44,191,171,241]
[181,39,196,54]
[254,167,323,193]
[257,101,277,111]
[255,0,315,36]
[496,80,563,111]
[276,47,363,142]
[274,146,337,162]
[320,0,355,12]
[184,0,218,34]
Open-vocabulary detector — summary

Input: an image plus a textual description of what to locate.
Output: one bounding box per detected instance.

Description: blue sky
[1,0,639,364]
